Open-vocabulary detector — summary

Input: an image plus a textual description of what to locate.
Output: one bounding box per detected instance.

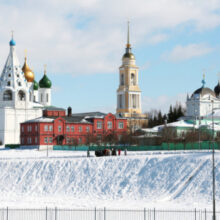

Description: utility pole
[211,100,216,220]
[198,116,201,149]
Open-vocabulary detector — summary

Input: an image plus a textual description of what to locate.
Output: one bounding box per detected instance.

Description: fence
[52,141,220,151]
[0,207,219,220]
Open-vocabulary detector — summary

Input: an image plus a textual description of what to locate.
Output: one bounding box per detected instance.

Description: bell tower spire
[126,21,131,54]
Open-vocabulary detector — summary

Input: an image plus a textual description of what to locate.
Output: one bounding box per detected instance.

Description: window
[86,126,90,132]
[35,137,38,144]
[49,125,53,131]
[97,121,102,129]
[120,74,124,85]
[3,90,12,101]
[44,125,48,131]
[28,137,32,144]
[118,94,123,109]
[132,94,137,108]
[35,125,38,132]
[118,122,124,129]
[18,82,21,86]
[44,137,48,143]
[49,137,53,143]
[8,74,11,77]
[18,90,25,101]
[21,138,24,144]
[71,126,75,132]
[27,125,32,132]
[131,73,136,86]
[21,126,24,133]
[66,126,70,132]
[29,92,31,101]
[66,137,70,144]
[78,137,82,144]
[79,126,82,132]
[7,81,10,86]
[107,121,112,129]
[41,94,43,102]
[46,94,49,102]
[58,126,62,132]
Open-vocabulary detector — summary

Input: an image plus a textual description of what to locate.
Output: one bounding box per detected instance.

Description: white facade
[39,88,51,106]
[186,86,220,118]
[0,38,51,145]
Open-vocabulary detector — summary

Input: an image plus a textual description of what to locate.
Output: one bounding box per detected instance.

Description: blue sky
[1,0,220,113]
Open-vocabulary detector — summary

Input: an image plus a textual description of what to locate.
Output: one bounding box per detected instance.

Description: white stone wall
[1,107,42,145]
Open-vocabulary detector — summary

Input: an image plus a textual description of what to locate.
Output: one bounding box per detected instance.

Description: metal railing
[0,207,219,220]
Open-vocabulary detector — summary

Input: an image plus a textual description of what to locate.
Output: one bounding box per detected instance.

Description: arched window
[120,74,124,86]
[7,81,11,86]
[18,90,25,101]
[131,73,136,86]
[3,90,12,101]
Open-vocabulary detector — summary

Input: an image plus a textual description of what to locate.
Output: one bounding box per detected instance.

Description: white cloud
[163,43,213,62]
[142,93,187,114]
[147,34,169,45]
[0,0,219,75]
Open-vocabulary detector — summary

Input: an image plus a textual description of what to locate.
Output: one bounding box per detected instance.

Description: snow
[24,117,54,123]
[0,149,219,209]
[166,120,194,128]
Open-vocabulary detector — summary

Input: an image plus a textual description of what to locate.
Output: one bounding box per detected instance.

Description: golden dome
[22,57,35,82]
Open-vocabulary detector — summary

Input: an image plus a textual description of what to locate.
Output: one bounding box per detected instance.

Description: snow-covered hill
[0,149,219,209]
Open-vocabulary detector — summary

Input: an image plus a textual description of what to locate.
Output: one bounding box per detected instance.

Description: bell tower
[116,22,142,117]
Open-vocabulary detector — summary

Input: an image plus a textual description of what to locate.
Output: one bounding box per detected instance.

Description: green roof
[33,80,39,90]
[39,74,52,88]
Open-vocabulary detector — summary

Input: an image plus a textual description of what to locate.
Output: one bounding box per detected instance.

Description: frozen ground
[0,148,219,209]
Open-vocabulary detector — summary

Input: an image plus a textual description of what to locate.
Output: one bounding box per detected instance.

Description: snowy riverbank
[0,149,219,209]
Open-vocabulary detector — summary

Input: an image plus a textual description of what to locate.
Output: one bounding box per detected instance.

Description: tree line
[147,103,185,128]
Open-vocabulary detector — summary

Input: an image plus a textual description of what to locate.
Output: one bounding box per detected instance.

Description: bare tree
[102,131,118,146]
[161,127,177,150]
[85,133,97,146]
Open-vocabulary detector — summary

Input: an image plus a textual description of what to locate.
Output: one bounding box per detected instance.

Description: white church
[0,36,52,145]
[185,76,220,118]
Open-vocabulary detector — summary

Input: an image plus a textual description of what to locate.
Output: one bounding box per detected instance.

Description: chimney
[67,106,72,117]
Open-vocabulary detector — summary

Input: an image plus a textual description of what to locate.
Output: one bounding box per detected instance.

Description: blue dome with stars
[9,39,16,46]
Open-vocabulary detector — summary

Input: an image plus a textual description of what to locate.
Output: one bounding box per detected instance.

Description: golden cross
[202,68,206,78]
[24,49,27,59]
[44,64,47,75]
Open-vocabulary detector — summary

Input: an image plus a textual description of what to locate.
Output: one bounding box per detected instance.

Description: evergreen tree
[167,105,173,123]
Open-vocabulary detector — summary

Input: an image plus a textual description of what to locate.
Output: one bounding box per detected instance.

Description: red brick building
[20,107,127,148]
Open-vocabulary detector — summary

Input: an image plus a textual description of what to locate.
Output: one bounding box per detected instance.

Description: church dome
[123,52,135,59]
[192,87,216,97]
[214,82,220,96]
[39,74,52,88]
[33,80,39,90]
[22,58,35,82]
[9,39,16,46]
